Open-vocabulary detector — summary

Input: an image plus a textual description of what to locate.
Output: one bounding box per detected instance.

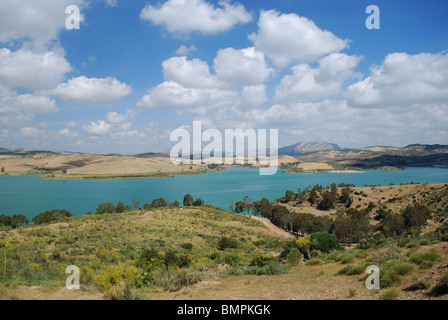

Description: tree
[333,208,371,243]
[132,198,140,210]
[340,187,352,207]
[308,190,319,205]
[309,232,341,254]
[192,198,204,206]
[234,201,245,213]
[228,200,235,211]
[0,214,29,229]
[183,194,193,207]
[271,205,292,230]
[330,183,338,196]
[150,198,167,208]
[33,209,72,224]
[243,195,252,214]
[317,191,336,211]
[116,201,125,213]
[402,203,430,230]
[169,200,180,208]
[96,203,115,215]
[10,215,29,228]
[285,190,295,202]
[379,211,406,237]
[253,198,272,218]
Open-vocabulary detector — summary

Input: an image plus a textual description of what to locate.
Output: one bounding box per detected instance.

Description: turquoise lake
[1,167,448,219]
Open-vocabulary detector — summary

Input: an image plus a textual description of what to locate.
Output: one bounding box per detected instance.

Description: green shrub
[349,288,357,298]
[410,277,430,290]
[373,244,401,265]
[309,232,341,253]
[352,249,369,259]
[179,269,202,287]
[430,271,448,296]
[405,242,419,249]
[418,239,431,246]
[380,260,414,288]
[217,237,239,250]
[286,248,302,265]
[336,252,355,264]
[249,254,273,267]
[408,250,439,269]
[380,288,400,300]
[336,265,353,276]
[245,263,285,276]
[181,243,193,251]
[305,258,322,266]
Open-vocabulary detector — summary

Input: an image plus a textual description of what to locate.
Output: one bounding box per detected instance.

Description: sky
[0,0,447,153]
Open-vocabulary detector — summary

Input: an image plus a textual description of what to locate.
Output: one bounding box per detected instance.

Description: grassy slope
[0,206,285,300]
[1,184,448,300]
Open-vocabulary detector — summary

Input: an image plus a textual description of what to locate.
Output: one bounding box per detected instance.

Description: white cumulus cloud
[140,0,252,35]
[0,48,71,90]
[346,52,448,108]
[44,76,132,102]
[162,56,219,88]
[275,53,362,103]
[83,120,112,135]
[214,47,273,87]
[0,0,86,45]
[249,10,348,67]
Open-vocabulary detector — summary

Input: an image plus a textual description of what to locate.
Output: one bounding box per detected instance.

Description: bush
[150,198,167,209]
[410,277,430,290]
[32,209,72,225]
[305,258,322,266]
[217,237,239,250]
[249,254,273,268]
[96,203,115,214]
[181,243,193,251]
[309,232,341,254]
[286,248,302,265]
[179,269,202,287]
[380,288,400,300]
[405,242,420,249]
[95,264,140,300]
[430,271,448,297]
[335,252,355,264]
[380,260,414,288]
[408,250,439,269]
[245,263,285,276]
[336,265,353,276]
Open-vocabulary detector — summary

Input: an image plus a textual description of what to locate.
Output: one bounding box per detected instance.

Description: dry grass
[0,153,210,178]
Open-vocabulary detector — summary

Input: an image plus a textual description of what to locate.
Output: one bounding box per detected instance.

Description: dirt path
[251,216,295,240]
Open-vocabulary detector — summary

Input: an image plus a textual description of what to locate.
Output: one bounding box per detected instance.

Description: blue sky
[0,0,447,153]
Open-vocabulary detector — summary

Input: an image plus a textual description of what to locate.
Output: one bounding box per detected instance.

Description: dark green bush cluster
[32,209,72,225]
[217,237,239,250]
[0,214,29,228]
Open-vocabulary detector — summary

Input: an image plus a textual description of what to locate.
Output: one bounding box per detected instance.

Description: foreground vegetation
[0,182,448,300]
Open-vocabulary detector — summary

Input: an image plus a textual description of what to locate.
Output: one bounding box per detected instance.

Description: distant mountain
[279,141,342,156]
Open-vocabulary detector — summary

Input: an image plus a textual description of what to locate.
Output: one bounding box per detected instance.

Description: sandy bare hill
[0,152,209,177]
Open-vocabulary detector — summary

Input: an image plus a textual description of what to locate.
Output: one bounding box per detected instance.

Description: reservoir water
[1,167,448,219]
